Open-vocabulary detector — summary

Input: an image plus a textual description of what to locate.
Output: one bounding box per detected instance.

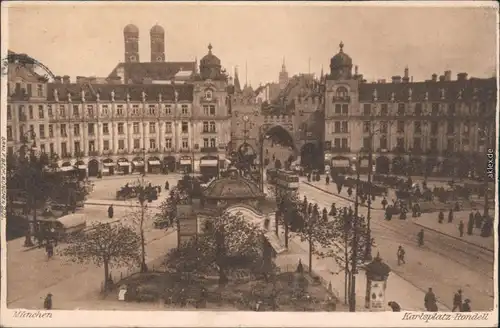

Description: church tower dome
[329,41,353,80]
[124,24,140,63]
[199,43,222,80]
[150,24,165,62]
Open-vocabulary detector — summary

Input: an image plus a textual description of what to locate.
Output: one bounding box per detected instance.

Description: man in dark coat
[461,299,471,312]
[108,205,114,219]
[381,197,388,210]
[417,229,424,247]
[438,211,444,224]
[474,210,482,228]
[397,245,406,265]
[448,209,454,223]
[458,221,464,237]
[467,214,474,235]
[388,301,401,312]
[424,288,438,312]
[452,289,462,311]
[165,181,170,191]
[44,293,53,310]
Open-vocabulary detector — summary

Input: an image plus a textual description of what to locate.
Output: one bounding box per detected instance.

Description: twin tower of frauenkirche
[123,24,165,63]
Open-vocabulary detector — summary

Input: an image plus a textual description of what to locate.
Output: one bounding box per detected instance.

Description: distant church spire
[281,57,286,72]
[234,66,242,93]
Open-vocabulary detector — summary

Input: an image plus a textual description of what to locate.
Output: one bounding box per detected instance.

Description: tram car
[276,169,299,190]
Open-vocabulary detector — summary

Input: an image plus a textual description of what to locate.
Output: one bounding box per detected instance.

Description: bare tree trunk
[284,214,289,249]
[140,201,147,273]
[308,235,313,273]
[104,259,110,291]
[344,230,348,305]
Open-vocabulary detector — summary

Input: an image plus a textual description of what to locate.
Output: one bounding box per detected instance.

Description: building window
[88,140,95,152]
[363,137,371,149]
[334,104,342,115]
[7,126,12,141]
[447,103,456,116]
[103,123,109,135]
[363,104,371,116]
[39,125,45,139]
[61,142,67,156]
[341,121,348,133]
[102,105,109,116]
[7,105,11,120]
[397,120,405,133]
[49,143,54,155]
[396,138,404,149]
[47,105,53,118]
[37,84,43,97]
[117,105,124,116]
[29,105,34,119]
[15,83,21,94]
[73,105,80,117]
[463,122,469,134]
[103,140,109,151]
[134,139,140,149]
[363,121,370,133]
[210,138,216,148]
[203,121,209,133]
[203,138,209,148]
[181,122,189,133]
[165,105,172,115]
[447,139,454,152]
[88,123,95,136]
[118,140,125,150]
[182,139,189,149]
[341,104,349,115]
[341,138,348,149]
[380,121,388,134]
[380,135,388,150]
[430,122,438,135]
[148,105,156,115]
[87,105,94,117]
[209,121,216,132]
[414,121,422,134]
[74,141,81,154]
[334,121,341,133]
[447,121,454,135]
[203,105,216,116]
[413,137,421,150]
[149,139,156,149]
[204,90,213,100]
[132,105,139,115]
[118,123,124,134]
[430,139,438,151]
[380,104,388,116]
[165,122,172,133]
[397,103,405,116]
[39,144,45,153]
[181,105,189,115]
[49,124,54,138]
[38,105,44,119]
[59,105,66,118]
[27,84,32,96]
[414,103,422,116]
[133,122,140,134]
[431,103,439,116]
[334,138,341,148]
[149,122,156,134]
[165,138,172,149]
[60,124,67,137]
[74,124,80,136]
[335,86,348,99]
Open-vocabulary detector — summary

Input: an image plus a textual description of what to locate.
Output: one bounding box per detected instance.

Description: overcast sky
[4,2,498,85]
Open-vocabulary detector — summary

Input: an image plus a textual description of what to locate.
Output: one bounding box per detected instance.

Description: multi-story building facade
[323,42,497,178]
[6,25,231,177]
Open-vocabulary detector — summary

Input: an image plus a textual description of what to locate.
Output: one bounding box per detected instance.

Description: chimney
[444,70,452,81]
[392,75,402,83]
[457,73,468,81]
[62,75,70,84]
[54,76,62,84]
[439,75,445,82]
[404,67,409,78]
[411,76,413,83]
[431,74,437,82]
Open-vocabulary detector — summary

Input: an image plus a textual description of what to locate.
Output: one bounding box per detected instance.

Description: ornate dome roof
[124,24,139,34]
[150,24,164,34]
[203,171,265,200]
[200,43,221,67]
[330,41,352,68]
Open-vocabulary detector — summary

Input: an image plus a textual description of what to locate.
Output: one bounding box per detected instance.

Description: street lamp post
[142,147,147,176]
[20,128,38,247]
[349,155,361,312]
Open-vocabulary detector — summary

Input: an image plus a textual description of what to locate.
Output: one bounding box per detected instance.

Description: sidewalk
[302,179,386,210]
[88,173,183,182]
[413,212,495,252]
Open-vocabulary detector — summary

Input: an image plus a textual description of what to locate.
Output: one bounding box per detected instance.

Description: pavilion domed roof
[203,170,265,200]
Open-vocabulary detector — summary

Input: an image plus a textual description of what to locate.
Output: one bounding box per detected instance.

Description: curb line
[413,222,494,253]
[85,202,160,209]
[303,182,385,210]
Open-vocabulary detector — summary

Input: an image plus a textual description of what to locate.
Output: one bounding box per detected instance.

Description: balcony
[132,149,145,154]
[179,148,191,153]
[102,150,113,156]
[74,151,86,158]
[202,129,217,134]
[148,148,159,154]
[201,147,218,153]
[163,148,174,153]
[332,95,351,102]
[88,150,100,157]
[61,153,72,159]
[117,149,127,155]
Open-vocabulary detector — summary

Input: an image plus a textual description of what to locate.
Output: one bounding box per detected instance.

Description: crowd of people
[423,288,472,312]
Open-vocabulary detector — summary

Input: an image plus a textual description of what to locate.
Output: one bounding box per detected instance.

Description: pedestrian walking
[438,210,444,224]
[329,203,337,217]
[397,246,406,265]
[458,220,464,237]
[46,242,54,259]
[325,175,330,185]
[448,209,454,223]
[424,288,438,312]
[108,204,114,219]
[417,229,424,247]
[322,208,328,222]
[388,301,401,312]
[452,289,463,312]
[467,214,474,236]
[43,293,53,310]
[461,299,471,312]
[474,210,482,229]
[381,197,388,210]
[347,187,353,197]
[165,181,170,191]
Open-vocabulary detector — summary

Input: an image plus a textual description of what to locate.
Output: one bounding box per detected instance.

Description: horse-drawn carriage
[116,185,138,200]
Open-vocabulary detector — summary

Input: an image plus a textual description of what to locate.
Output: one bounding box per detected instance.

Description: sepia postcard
[0,1,498,327]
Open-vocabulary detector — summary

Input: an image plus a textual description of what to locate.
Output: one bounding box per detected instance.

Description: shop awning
[360,159,369,168]
[148,160,161,166]
[200,159,218,166]
[332,159,350,167]
[132,161,144,166]
[180,159,191,165]
[77,165,87,169]
[60,166,75,172]
[103,162,115,167]
[118,162,130,167]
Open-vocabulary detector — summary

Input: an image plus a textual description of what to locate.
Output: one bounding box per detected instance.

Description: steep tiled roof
[358,78,496,102]
[46,83,194,102]
[107,61,196,84]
